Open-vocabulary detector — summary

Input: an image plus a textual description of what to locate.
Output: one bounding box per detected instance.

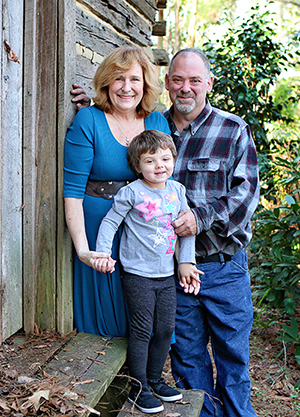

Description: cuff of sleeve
[192,206,214,234]
[191,207,203,234]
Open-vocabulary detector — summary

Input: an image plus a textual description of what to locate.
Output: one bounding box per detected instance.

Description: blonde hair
[127,130,177,178]
[93,45,161,118]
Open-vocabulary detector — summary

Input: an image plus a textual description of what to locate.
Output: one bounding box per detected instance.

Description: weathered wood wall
[23,0,76,335]
[0,0,23,344]
[23,0,59,333]
[75,0,157,98]
[22,0,159,336]
[1,0,164,342]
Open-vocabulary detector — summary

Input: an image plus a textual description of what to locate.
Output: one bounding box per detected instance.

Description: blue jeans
[170,249,256,417]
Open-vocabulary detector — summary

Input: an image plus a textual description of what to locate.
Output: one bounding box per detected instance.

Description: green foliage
[203,2,300,151]
[273,77,300,121]
[277,317,300,383]
[249,129,300,316]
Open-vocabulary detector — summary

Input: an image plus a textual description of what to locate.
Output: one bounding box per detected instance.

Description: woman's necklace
[111,113,137,146]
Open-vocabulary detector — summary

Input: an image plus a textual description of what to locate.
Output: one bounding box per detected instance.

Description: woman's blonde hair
[93,45,161,118]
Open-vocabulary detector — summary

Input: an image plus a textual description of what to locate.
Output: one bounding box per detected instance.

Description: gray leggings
[123,273,176,386]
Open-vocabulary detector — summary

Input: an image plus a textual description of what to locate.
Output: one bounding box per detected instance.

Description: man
[71,48,259,416]
[164,49,259,417]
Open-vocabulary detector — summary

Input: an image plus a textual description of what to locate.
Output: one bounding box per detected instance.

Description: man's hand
[172,209,197,237]
[70,83,91,110]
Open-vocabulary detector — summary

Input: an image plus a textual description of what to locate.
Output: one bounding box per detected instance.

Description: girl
[96,130,202,414]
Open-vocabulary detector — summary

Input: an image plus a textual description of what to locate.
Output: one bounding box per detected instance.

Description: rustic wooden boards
[117,389,204,417]
[0,0,23,343]
[22,0,75,336]
[44,332,128,416]
[77,0,152,47]
[23,0,58,333]
[56,0,76,336]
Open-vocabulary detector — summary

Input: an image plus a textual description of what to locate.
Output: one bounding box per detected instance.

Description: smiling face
[108,61,144,115]
[165,52,213,119]
[137,147,175,190]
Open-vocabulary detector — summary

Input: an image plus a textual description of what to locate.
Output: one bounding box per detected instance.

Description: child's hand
[178,263,204,295]
[93,253,116,273]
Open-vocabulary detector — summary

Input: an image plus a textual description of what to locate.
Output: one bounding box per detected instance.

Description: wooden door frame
[23,0,75,335]
[0,0,23,343]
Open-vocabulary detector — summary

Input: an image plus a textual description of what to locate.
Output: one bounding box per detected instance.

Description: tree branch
[274,0,300,8]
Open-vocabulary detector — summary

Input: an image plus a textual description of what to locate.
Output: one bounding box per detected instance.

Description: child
[96,130,202,414]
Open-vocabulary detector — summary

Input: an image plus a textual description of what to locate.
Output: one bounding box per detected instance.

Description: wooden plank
[156,0,167,8]
[23,0,58,332]
[56,0,76,335]
[23,0,38,336]
[0,0,23,343]
[152,20,166,36]
[44,333,128,416]
[76,54,98,98]
[76,8,129,57]
[125,0,157,22]
[152,48,169,66]
[118,389,204,417]
[77,0,152,47]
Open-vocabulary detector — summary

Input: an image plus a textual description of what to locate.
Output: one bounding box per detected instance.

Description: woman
[63,45,171,337]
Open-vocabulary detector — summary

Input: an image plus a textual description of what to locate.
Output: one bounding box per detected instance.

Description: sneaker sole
[153,392,183,402]
[128,397,164,414]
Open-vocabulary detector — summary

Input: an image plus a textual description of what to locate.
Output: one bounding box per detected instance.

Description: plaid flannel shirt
[163,100,260,257]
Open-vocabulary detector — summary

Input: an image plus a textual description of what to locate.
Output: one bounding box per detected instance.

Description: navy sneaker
[128,384,164,414]
[148,378,183,402]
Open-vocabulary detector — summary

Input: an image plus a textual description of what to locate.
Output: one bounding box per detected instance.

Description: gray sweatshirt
[96,179,196,278]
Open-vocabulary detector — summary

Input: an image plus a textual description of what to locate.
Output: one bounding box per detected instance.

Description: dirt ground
[0,306,299,416]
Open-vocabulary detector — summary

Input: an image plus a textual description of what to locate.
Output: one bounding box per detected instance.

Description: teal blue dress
[63,106,171,337]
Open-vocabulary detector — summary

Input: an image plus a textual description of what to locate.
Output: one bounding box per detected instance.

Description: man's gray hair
[168,48,211,80]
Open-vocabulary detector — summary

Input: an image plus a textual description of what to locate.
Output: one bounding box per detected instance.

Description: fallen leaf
[73,379,95,385]
[0,399,10,411]
[5,369,18,379]
[63,390,79,400]
[3,40,21,64]
[18,376,36,384]
[78,403,101,415]
[21,389,50,412]
[33,344,49,349]
[95,350,106,355]
[165,413,181,417]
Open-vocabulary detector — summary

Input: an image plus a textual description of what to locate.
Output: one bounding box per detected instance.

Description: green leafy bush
[203,2,300,151]
[277,317,300,387]
[249,130,300,315]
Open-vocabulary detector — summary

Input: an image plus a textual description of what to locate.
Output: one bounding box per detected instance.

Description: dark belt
[85,179,131,199]
[196,253,232,264]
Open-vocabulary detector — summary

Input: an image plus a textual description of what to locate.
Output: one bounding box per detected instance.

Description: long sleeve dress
[63,105,171,337]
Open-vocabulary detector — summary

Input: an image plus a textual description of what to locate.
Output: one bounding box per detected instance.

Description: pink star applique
[162,213,174,233]
[166,234,177,255]
[136,195,163,222]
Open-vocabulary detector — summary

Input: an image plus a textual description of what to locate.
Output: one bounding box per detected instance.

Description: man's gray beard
[174,97,195,114]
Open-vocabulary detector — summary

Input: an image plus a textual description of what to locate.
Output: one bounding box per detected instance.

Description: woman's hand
[78,250,116,273]
[64,198,116,273]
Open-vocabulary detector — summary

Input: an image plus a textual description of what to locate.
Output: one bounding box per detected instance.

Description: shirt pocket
[186,158,226,202]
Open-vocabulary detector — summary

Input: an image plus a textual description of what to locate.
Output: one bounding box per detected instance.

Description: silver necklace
[112,114,137,146]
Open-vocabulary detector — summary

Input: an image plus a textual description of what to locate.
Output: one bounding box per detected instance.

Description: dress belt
[85,179,131,200]
[196,253,232,264]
